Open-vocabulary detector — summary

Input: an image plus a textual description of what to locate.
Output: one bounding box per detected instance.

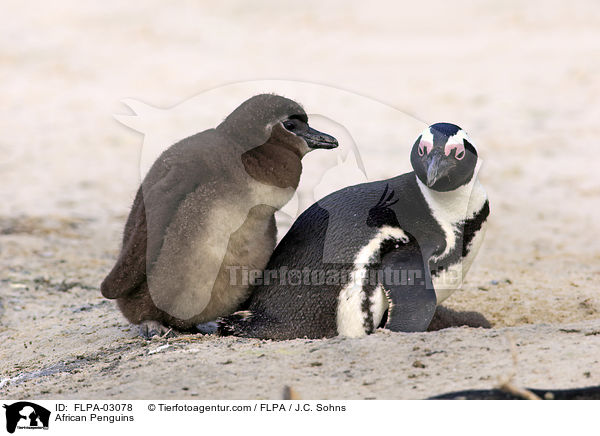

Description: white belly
[336,226,409,337]
[148,188,278,321]
[433,220,488,304]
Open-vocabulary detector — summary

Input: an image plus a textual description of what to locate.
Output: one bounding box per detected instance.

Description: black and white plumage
[219,122,489,339]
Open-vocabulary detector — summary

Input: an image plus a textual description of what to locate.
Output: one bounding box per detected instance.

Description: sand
[1,0,599,399]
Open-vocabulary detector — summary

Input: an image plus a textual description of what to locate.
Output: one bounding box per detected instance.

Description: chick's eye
[283,120,296,131]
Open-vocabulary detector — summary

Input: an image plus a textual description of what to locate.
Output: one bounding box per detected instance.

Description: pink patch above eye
[418,140,433,156]
[445,142,465,160]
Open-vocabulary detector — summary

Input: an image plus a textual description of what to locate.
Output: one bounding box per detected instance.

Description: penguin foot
[427,306,491,331]
[195,322,218,335]
[216,311,253,337]
[139,320,176,339]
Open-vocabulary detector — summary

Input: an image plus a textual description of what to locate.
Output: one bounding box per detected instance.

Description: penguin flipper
[380,243,437,332]
[101,187,148,299]
[101,160,203,300]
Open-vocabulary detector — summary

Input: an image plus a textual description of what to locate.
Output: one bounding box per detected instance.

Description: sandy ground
[1,0,599,399]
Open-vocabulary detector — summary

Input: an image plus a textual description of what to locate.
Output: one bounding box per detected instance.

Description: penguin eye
[283,120,297,131]
[418,143,424,156]
[455,149,465,160]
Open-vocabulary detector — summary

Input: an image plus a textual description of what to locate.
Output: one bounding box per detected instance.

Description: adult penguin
[100,94,338,337]
[219,123,489,339]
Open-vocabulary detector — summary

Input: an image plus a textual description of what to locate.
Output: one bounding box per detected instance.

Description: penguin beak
[426,154,450,188]
[299,127,339,149]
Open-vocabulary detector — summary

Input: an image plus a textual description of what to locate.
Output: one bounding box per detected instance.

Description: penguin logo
[2,402,51,433]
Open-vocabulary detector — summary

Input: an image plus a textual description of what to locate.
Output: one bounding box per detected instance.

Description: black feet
[195,321,218,335]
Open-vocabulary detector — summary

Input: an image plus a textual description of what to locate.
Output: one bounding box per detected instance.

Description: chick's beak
[299,127,338,149]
